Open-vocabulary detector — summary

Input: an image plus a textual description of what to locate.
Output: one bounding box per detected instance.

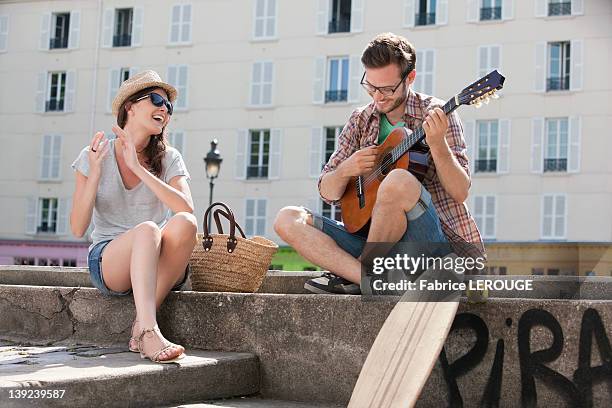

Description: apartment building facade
[0,0,610,275]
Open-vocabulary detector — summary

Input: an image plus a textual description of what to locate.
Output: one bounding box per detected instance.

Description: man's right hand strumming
[320,145,378,202]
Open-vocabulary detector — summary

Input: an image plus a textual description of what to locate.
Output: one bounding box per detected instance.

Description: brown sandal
[137,325,185,364]
[129,320,140,353]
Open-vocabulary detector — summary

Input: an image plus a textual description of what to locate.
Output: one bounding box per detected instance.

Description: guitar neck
[392,96,459,160]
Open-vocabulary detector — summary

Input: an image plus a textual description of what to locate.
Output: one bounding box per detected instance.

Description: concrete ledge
[0,285,610,406]
[0,345,259,408]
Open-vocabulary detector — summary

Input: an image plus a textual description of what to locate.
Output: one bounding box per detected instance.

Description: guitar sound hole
[380,153,393,176]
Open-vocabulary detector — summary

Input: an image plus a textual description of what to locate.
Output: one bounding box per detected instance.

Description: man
[274,33,485,294]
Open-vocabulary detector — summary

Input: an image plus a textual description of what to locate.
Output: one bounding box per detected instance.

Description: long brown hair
[116,86,167,178]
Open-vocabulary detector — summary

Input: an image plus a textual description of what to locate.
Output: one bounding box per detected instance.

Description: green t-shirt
[378,114,405,144]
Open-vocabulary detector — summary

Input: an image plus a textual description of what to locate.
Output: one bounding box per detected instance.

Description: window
[547,42,570,91]
[167,131,185,155]
[480,0,502,20]
[322,202,342,222]
[40,135,62,180]
[253,0,276,39]
[542,194,566,239]
[326,57,349,102]
[415,0,437,26]
[548,0,571,16]
[478,45,501,78]
[413,49,435,95]
[14,257,35,266]
[167,65,188,109]
[324,127,341,164]
[62,259,77,267]
[476,121,498,173]
[38,198,58,233]
[245,199,267,236]
[532,268,544,275]
[247,130,270,179]
[547,268,560,276]
[49,13,70,49]
[473,195,496,239]
[250,61,274,106]
[329,0,351,33]
[114,8,133,47]
[170,4,192,44]
[108,67,134,111]
[544,118,568,172]
[46,72,66,112]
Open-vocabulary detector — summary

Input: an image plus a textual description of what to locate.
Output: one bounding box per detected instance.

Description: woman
[70,70,197,363]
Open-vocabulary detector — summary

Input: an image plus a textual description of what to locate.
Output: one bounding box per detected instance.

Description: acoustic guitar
[340,70,506,233]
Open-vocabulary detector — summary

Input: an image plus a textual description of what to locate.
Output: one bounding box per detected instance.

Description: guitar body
[340,127,429,234]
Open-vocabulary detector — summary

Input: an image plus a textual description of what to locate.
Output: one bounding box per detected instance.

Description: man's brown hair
[361,32,417,77]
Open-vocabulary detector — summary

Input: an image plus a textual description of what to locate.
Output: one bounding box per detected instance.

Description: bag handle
[202,202,240,253]
[214,208,247,239]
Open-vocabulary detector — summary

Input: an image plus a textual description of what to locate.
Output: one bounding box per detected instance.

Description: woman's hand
[88,131,109,179]
[112,125,143,173]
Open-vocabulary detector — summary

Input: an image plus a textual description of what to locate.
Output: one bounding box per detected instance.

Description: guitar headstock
[458,70,505,108]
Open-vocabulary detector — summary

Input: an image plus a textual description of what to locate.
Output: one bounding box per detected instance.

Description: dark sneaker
[304,272,361,295]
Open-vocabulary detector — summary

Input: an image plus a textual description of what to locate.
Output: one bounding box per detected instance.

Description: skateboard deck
[348,264,461,408]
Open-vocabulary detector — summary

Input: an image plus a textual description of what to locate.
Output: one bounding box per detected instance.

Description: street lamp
[203,139,223,227]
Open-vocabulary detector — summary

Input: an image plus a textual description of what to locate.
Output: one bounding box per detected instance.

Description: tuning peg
[491,93,500,99]
[483,97,490,104]
[475,101,482,109]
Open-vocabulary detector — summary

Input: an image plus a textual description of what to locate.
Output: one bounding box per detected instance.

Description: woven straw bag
[190,202,278,292]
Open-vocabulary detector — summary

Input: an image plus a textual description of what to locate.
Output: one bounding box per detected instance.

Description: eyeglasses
[360,70,410,97]
[134,93,173,115]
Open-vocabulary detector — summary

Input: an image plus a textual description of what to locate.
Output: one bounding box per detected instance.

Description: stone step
[175,398,344,407]
[0,344,259,408]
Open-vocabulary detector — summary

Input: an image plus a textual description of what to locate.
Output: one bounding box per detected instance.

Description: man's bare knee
[377,170,421,210]
[274,206,313,239]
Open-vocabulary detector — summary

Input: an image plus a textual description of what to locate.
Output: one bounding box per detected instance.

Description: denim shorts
[309,183,451,259]
[88,239,190,297]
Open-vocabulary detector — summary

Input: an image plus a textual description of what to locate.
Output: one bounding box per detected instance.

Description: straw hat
[112,70,178,116]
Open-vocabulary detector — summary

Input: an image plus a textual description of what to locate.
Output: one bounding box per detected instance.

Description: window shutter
[51,134,62,179]
[403,0,415,27]
[436,0,448,25]
[250,62,261,105]
[131,7,144,47]
[534,42,546,92]
[312,56,325,104]
[40,13,50,50]
[178,65,188,108]
[348,55,362,103]
[310,127,324,178]
[25,197,38,235]
[568,116,581,173]
[555,195,566,238]
[497,119,510,174]
[570,40,583,91]
[463,120,475,174]
[534,0,547,17]
[170,5,180,43]
[0,16,8,52]
[531,118,544,173]
[306,198,320,214]
[263,61,274,105]
[485,196,496,238]
[57,198,69,235]
[235,129,248,179]
[170,131,185,155]
[491,45,501,72]
[266,0,277,38]
[181,4,192,43]
[129,67,139,77]
[65,70,76,112]
[102,9,113,48]
[316,0,329,35]
[571,0,584,16]
[466,0,479,22]
[502,0,514,20]
[107,69,120,112]
[40,134,52,179]
[269,128,282,180]
[350,0,364,33]
[542,195,553,238]
[478,46,488,78]
[424,50,435,95]
[69,11,80,49]
[36,72,47,113]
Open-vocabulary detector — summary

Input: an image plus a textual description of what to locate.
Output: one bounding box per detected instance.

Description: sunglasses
[134,92,173,115]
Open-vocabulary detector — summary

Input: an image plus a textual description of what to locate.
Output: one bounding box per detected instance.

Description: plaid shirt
[318,89,486,257]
